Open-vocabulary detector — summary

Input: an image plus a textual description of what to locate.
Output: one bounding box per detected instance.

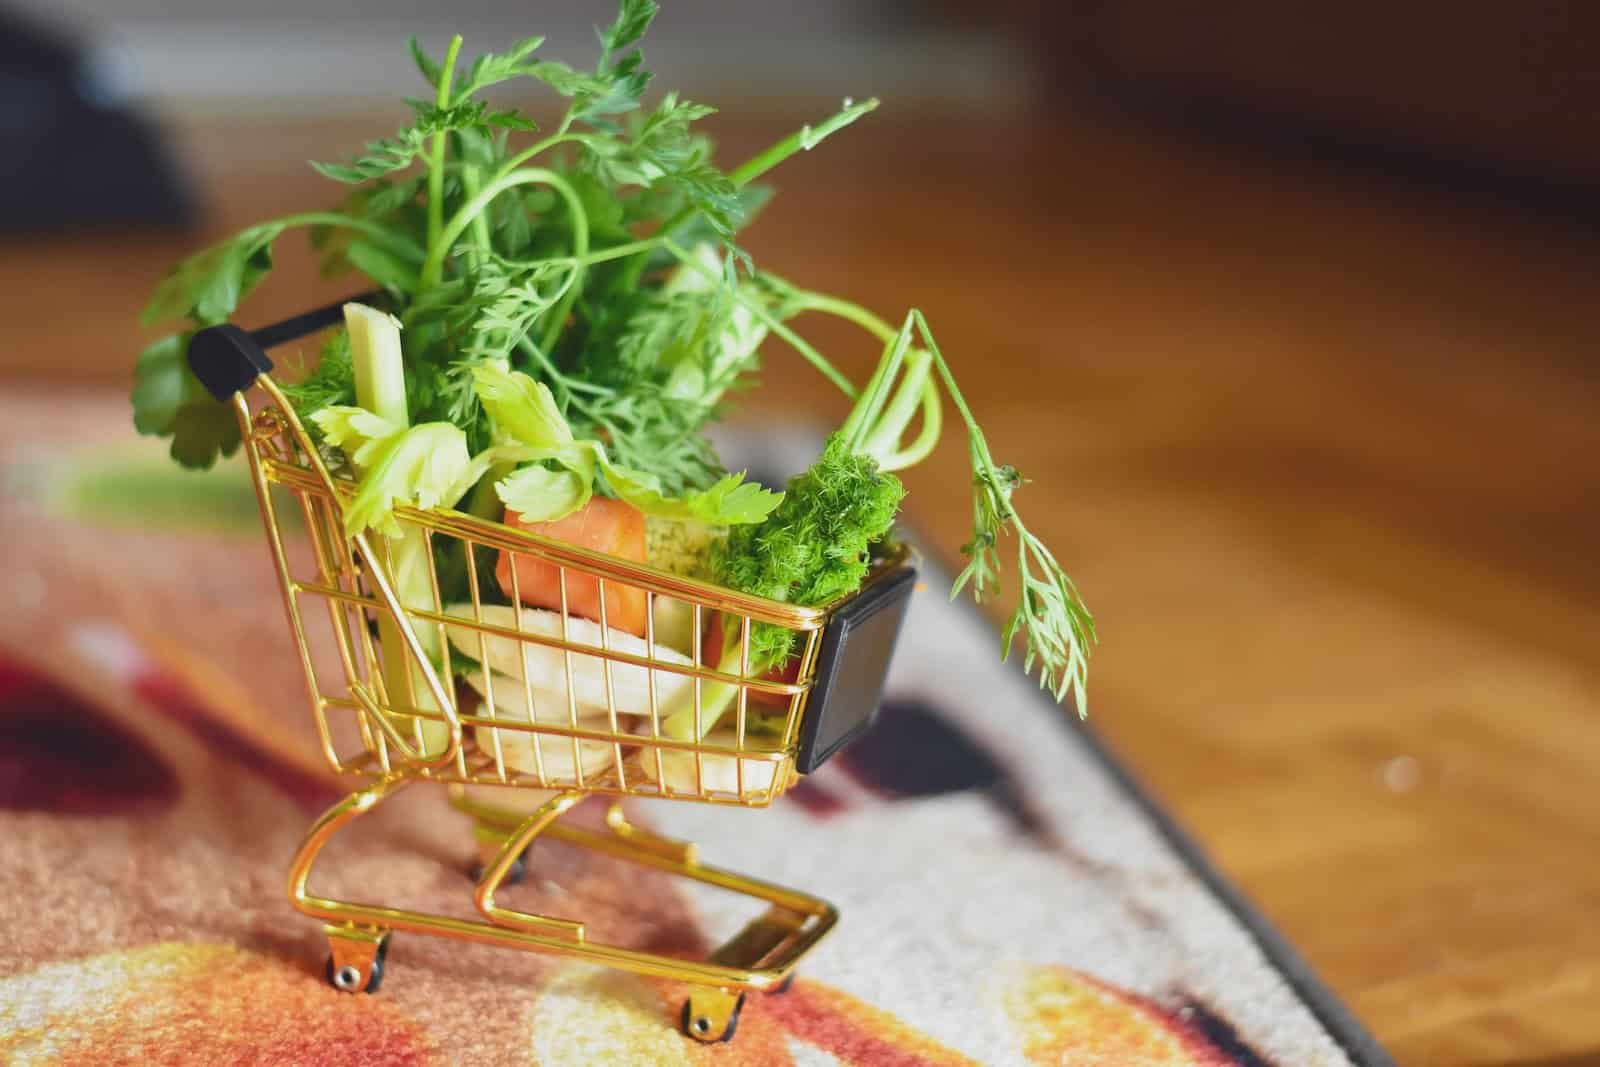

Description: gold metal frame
[231,371,904,1041]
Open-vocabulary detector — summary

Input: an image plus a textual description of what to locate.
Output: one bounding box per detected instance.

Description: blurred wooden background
[1059,2,1600,188]
[4,4,1600,1064]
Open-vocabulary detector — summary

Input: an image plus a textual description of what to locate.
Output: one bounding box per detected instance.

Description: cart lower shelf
[291,776,836,1043]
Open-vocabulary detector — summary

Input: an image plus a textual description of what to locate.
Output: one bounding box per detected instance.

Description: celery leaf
[495,464,592,523]
[140,223,285,327]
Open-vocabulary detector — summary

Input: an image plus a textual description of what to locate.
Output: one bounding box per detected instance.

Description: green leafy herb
[715,434,905,666]
[473,363,781,526]
[313,414,479,537]
[279,328,355,431]
[141,223,286,327]
[601,466,782,527]
[658,434,904,740]
[131,0,1094,711]
[471,356,572,450]
[497,463,592,522]
[131,332,242,468]
[130,333,194,437]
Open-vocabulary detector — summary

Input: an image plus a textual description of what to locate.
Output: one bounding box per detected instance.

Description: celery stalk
[660,638,745,741]
[346,303,408,426]
[344,303,449,755]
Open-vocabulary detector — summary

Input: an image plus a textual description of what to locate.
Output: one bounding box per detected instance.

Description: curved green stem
[908,309,983,433]
[515,337,609,403]
[615,100,883,291]
[425,36,464,267]
[421,167,588,297]
[460,165,491,264]
[839,318,910,451]
[484,236,663,275]
[780,294,940,467]
[661,239,857,398]
[727,98,880,189]
[278,212,426,262]
[864,346,944,472]
[535,185,589,354]
[863,348,929,453]
[877,377,942,471]
[780,291,897,344]
[493,131,608,182]
[574,236,662,267]
[752,290,950,472]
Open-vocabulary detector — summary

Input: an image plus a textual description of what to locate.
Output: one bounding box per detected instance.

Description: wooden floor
[6,103,1599,1066]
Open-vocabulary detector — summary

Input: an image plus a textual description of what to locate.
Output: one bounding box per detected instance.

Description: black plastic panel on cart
[188,323,273,401]
[187,291,380,398]
[795,562,918,774]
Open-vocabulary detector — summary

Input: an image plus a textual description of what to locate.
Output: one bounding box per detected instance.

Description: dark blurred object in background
[0,7,192,233]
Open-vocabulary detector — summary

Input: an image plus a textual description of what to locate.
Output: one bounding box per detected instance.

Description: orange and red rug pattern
[0,649,1243,1065]
[0,395,1361,1065]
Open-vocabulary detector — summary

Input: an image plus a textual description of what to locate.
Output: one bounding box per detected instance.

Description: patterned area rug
[0,391,1391,1066]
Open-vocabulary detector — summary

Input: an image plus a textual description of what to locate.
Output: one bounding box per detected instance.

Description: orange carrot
[497,498,649,636]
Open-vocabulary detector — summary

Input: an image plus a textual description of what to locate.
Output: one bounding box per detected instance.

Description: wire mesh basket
[184,296,918,1042]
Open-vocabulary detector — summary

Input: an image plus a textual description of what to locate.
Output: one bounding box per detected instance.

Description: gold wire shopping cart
[186,298,918,1043]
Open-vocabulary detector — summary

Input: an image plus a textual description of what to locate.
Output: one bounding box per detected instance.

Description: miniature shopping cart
[187,298,918,1043]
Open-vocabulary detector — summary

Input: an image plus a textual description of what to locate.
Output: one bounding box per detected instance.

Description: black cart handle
[187,290,381,402]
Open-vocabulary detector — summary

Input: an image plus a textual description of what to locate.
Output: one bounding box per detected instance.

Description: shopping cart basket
[186,297,918,1043]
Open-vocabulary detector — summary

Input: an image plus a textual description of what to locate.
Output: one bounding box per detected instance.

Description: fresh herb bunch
[134,0,792,489]
[130,0,1096,708]
[714,433,905,669]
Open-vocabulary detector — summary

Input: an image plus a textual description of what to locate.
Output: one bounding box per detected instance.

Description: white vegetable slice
[463,669,620,781]
[636,730,786,797]
[446,605,694,716]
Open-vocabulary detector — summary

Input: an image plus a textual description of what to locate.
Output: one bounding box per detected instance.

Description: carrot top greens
[131,0,1094,708]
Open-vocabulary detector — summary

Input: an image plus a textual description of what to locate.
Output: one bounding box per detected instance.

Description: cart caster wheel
[325,933,388,994]
[470,852,527,886]
[682,989,744,1043]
